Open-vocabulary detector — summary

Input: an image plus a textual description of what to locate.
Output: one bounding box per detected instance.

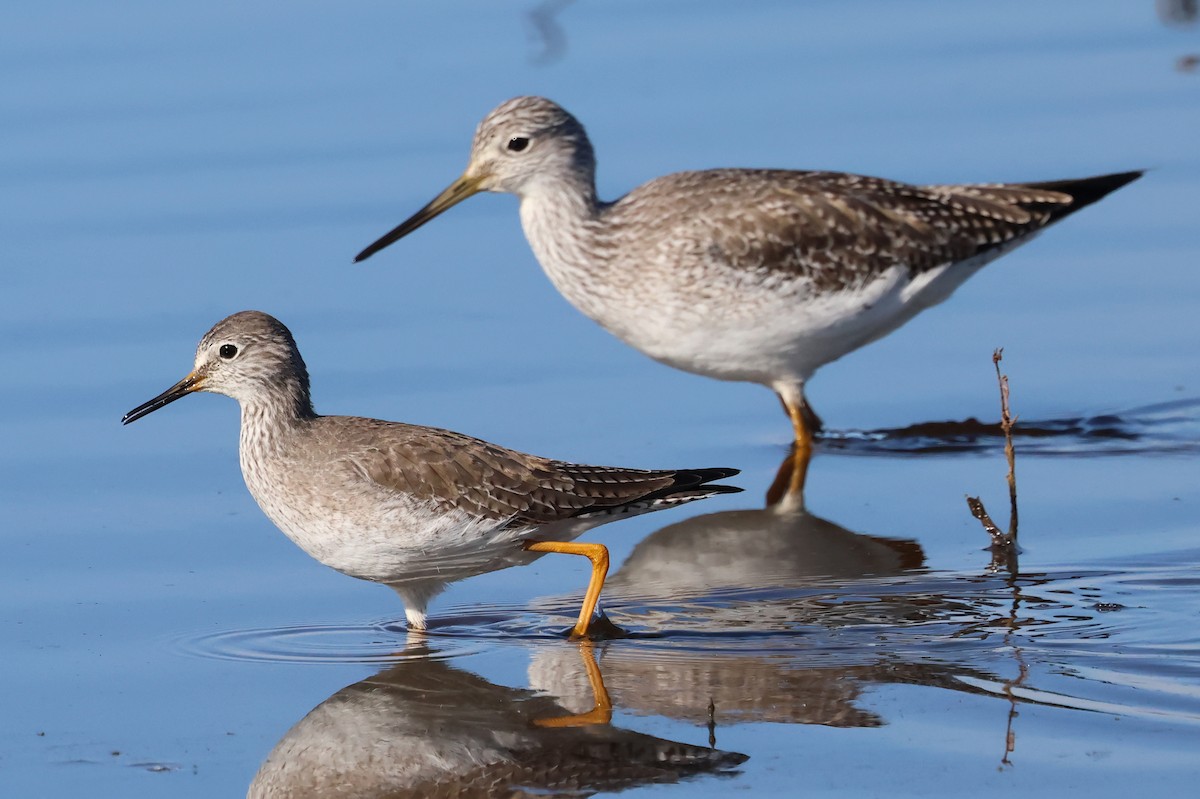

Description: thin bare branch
[966,495,1003,539]
[967,349,1020,572]
[993,349,1018,541]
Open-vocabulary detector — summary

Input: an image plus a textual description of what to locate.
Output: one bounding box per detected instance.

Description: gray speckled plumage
[123,311,738,630]
[355,95,1142,443]
[273,415,716,526]
[604,169,1107,292]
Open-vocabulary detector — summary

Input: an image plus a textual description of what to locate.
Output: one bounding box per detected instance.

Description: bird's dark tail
[1020,170,1144,223]
[651,467,742,502]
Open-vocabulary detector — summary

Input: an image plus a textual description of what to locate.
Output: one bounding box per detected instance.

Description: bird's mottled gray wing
[319,417,732,525]
[616,169,1137,292]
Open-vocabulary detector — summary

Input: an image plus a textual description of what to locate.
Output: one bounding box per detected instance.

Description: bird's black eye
[219,344,238,360]
[507,136,529,152]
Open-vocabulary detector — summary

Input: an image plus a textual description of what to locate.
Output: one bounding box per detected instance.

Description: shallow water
[2,1,1199,796]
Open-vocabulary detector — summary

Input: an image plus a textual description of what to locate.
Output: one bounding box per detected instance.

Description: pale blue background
[2,2,1198,796]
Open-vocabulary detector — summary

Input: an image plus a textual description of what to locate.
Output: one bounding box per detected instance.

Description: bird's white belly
[552,263,913,384]
[542,248,1008,387]
[240,458,522,585]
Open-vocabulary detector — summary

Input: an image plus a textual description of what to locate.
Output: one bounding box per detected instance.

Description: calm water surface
[2,1,1198,796]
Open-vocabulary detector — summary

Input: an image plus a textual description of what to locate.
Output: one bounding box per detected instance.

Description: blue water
[2,1,1199,796]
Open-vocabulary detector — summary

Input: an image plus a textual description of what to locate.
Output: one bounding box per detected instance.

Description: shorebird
[354,95,1142,449]
[122,311,738,637]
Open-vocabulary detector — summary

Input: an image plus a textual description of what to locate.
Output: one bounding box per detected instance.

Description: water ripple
[170,619,481,664]
[167,558,1200,729]
[823,397,1200,456]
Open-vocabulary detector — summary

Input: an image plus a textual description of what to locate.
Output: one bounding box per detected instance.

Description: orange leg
[533,641,613,728]
[765,442,813,507]
[523,540,610,639]
[775,383,823,452]
[778,396,818,451]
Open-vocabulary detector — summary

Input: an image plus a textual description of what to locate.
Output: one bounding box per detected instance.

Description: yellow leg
[765,442,813,507]
[533,641,613,728]
[779,396,815,451]
[523,540,610,639]
[775,382,822,452]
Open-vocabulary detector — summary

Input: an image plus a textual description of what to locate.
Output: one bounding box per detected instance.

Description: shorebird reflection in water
[121,311,739,637]
[248,643,747,798]
[607,445,924,603]
[356,96,1142,449]
[527,450,944,730]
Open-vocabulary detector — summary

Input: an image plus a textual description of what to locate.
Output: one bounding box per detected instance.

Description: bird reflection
[248,642,746,798]
[609,446,924,597]
[528,637,993,731]
[525,447,992,730]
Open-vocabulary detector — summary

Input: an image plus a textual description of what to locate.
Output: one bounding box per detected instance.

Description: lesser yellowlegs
[355,96,1142,449]
[122,311,739,637]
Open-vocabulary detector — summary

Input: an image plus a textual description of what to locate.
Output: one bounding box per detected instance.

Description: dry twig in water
[967,349,1019,553]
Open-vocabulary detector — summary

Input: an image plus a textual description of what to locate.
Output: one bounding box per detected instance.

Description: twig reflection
[1156,0,1200,71]
[527,0,574,65]
[997,571,1030,769]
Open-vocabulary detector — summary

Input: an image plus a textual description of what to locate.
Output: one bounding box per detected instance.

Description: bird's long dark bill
[354,173,484,263]
[122,372,204,425]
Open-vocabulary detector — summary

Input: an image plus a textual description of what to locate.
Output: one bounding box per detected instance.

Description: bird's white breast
[237,430,519,585]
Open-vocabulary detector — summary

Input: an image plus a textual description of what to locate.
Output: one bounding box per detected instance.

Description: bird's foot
[568,604,628,640]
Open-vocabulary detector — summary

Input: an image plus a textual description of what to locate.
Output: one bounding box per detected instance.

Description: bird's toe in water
[568,607,629,640]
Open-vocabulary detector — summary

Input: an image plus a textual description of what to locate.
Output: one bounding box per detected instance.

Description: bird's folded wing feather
[624,170,1075,291]
[329,419,676,525]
